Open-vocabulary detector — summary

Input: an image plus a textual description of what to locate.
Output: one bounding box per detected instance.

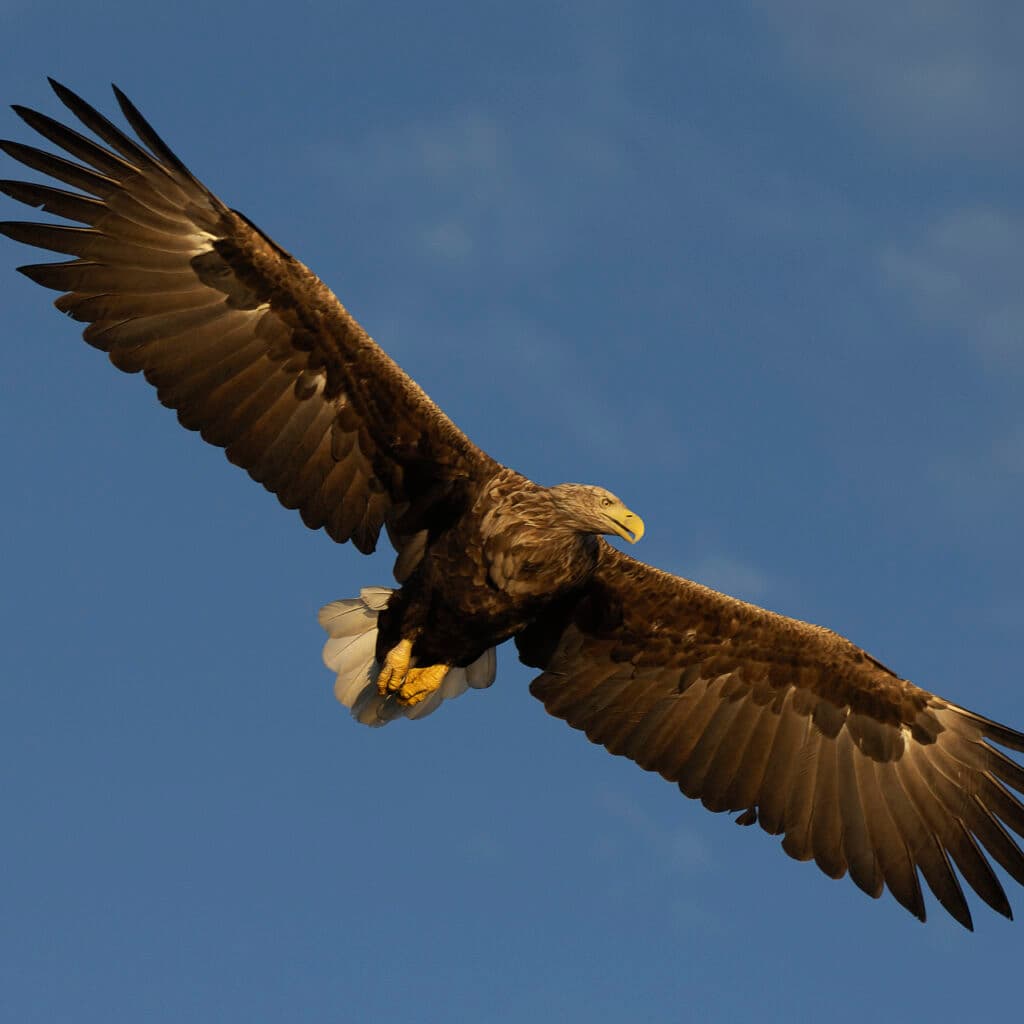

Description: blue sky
[2,1,1023,1020]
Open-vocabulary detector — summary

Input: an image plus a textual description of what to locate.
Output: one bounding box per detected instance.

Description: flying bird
[3,81,1024,931]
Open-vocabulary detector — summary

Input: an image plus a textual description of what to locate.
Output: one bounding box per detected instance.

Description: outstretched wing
[516,543,1024,929]
[0,80,497,554]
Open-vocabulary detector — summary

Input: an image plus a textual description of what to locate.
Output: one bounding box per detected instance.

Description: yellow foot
[396,663,450,707]
[376,639,450,707]
[377,639,413,698]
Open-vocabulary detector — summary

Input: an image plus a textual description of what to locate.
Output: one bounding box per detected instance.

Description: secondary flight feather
[3,80,1023,930]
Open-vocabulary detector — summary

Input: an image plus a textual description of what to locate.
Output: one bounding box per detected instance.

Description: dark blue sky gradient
[2,2,1023,1021]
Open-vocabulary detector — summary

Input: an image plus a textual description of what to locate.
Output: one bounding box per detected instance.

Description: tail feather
[319,587,497,727]
[466,647,497,687]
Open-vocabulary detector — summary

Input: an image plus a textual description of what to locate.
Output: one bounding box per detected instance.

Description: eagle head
[548,484,645,544]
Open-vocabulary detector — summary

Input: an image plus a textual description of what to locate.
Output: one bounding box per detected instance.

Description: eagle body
[4,80,1024,930]
[379,469,603,671]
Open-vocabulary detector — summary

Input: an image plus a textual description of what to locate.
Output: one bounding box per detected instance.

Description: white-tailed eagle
[3,81,1023,930]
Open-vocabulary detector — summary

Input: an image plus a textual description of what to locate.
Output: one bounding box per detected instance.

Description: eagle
[3,80,1023,931]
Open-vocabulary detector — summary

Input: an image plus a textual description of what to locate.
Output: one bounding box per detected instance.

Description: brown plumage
[3,81,1023,930]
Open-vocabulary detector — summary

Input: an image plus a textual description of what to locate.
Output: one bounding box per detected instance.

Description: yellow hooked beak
[605,505,645,544]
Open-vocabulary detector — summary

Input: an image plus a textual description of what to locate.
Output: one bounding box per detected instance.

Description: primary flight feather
[3,80,1023,930]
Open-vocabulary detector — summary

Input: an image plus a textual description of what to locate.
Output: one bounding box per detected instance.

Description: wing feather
[836,728,883,897]
[723,701,782,814]
[631,685,720,779]
[1,81,497,560]
[519,543,1024,927]
[0,139,121,198]
[866,760,927,920]
[0,179,107,223]
[699,696,763,813]
[810,731,846,879]
[67,288,225,322]
[888,757,972,928]
[756,689,806,836]
[572,665,641,724]
[905,751,1011,918]
[677,689,749,803]
[591,669,671,753]
[780,724,821,863]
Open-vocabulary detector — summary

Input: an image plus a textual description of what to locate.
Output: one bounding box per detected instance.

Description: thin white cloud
[687,553,772,604]
[595,789,711,876]
[318,107,547,270]
[924,429,1024,548]
[416,111,501,180]
[755,0,1024,154]
[418,220,475,263]
[880,207,1024,365]
[319,103,625,276]
[471,314,688,471]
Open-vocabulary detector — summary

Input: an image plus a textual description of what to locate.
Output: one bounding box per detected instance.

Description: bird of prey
[3,80,1023,931]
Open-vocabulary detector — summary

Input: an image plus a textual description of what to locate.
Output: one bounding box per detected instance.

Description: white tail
[318,587,497,727]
